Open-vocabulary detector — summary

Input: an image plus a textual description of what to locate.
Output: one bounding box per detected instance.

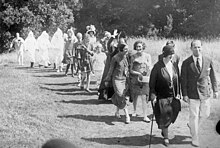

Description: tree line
[0,0,220,53]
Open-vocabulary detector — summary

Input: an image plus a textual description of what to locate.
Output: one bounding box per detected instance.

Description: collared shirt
[193,55,202,69]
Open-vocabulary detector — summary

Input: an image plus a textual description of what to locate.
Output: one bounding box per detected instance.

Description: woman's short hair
[166,40,175,47]
[133,40,146,50]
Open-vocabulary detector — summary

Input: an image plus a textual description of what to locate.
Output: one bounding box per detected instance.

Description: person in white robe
[36,31,51,67]
[24,31,38,68]
[50,28,65,72]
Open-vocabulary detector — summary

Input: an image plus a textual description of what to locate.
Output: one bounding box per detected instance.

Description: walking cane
[149,101,155,148]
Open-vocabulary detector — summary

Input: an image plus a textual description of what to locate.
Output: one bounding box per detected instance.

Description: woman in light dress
[129,40,152,122]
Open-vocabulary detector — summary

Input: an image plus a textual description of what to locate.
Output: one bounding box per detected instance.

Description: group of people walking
[99,35,218,147]
[10,26,218,147]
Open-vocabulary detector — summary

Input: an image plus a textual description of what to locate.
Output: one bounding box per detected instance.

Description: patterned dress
[75,41,93,73]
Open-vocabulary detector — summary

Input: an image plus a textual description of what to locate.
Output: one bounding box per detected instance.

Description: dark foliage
[1,0,220,53]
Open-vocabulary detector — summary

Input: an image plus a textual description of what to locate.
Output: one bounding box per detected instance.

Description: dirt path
[0,64,220,148]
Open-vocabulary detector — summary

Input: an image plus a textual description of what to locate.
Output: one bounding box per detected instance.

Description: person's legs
[30,62,34,68]
[162,127,169,146]
[199,98,211,126]
[189,99,200,146]
[132,94,138,116]
[20,53,24,65]
[70,64,74,76]
[123,106,130,124]
[17,52,21,65]
[80,72,86,89]
[141,95,150,122]
[65,64,70,75]
[115,107,121,118]
[85,72,91,92]
[53,63,56,70]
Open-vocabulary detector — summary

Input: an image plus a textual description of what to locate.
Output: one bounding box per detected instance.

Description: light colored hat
[86,25,96,34]
[104,31,111,37]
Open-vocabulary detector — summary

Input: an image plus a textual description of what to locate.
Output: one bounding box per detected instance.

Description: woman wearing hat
[129,40,152,122]
[158,40,180,75]
[149,45,181,146]
[104,42,130,124]
[86,25,97,51]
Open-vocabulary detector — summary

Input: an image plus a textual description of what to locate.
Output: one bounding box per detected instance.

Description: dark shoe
[30,62,34,68]
[164,138,169,147]
[161,131,164,137]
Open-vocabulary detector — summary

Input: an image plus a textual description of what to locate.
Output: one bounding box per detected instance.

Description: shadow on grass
[34,74,66,78]
[43,82,79,86]
[56,92,98,96]
[81,134,191,146]
[57,114,127,125]
[57,99,112,105]
[40,86,99,96]
[15,66,31,69]
[39,86,81,92]
[28,68,57,73]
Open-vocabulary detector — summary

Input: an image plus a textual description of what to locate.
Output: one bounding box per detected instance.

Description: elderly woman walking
[129,40,152,122]
[149,45,181,146]
[104,42,130,124]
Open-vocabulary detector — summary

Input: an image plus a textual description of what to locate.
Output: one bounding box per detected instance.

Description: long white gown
[36,31,51,67]
[50,28,65,68]
[24,31,38,63]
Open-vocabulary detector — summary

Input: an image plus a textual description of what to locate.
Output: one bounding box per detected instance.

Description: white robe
[50,28,65,67]
[24,31,38,63]
[36,31,51,66]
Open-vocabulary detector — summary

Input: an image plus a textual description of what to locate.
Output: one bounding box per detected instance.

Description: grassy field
[0,38,220,148]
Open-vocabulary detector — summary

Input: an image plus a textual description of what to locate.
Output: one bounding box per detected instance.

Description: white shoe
[115,112,121,119]
[131,112,137,117]
[192,140,199,147]
[125,116,130,124]
[143,116,151,123]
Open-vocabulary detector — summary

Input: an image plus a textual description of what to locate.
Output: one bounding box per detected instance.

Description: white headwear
[104,31,111,38]
[24,31,38,51]
[51,28,64,50]
[86,25,96,34]
[37,31,51,50]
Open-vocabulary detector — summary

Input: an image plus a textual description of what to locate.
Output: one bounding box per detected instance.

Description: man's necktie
[196,58,201,72]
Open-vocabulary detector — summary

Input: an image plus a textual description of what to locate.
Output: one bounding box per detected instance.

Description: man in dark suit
[181,40,218,147]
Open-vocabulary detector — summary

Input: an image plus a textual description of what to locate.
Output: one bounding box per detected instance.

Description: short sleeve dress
[130,52,152,96]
